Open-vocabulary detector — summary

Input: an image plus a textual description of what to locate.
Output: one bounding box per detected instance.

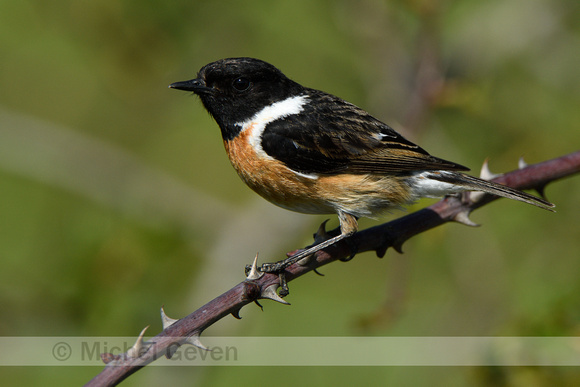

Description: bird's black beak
[169,78,213,94]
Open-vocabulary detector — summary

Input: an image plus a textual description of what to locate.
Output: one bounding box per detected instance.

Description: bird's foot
[244,220,356,296]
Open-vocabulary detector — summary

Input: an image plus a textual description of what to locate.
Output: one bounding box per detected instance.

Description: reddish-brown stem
[86,151,580,386]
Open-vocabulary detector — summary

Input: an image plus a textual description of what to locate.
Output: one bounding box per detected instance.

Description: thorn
[246,253,264,280]
[314,219,330,243]
[535,185,548,200]
[392,242,404,254]
[469,191,486,203]
[231,308,242,319]
[185,334,210,351]
[254,300,264,311]
[376,240,389,258]
[127,326,150,359]
[376,246,388,258]
[518,157,528,169]
[313,268,325,276]
[166,334,210,358]
[165,344,179,360]
[480,159,501,181]
[260,284,291,305]
[160,307,178,330]
[453,210,480,227]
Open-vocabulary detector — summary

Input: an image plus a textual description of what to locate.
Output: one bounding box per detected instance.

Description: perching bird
[170,57,553,272]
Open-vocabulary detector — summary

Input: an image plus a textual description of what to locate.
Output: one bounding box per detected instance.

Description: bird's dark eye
[232,77,251,92]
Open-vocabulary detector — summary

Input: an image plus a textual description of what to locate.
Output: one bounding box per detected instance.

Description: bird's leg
[257,212,359,274]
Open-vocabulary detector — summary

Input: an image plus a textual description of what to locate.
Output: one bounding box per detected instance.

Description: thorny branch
[86,150,580,386]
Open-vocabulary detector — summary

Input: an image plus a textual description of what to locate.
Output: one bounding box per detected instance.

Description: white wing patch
[236,95,308,157]
[235,95,318,179]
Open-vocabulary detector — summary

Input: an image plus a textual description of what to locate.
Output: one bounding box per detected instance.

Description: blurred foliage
[0,0,579,385]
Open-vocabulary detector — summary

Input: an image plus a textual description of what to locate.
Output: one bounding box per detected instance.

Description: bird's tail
[425,171,555,211]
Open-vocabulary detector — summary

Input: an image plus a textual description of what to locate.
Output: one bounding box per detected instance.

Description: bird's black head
[170,57,304,139]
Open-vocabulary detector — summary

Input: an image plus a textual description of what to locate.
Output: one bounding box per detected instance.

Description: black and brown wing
[260,90,469,176]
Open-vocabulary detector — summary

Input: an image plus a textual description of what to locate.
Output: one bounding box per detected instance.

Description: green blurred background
[1,0,579,385]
